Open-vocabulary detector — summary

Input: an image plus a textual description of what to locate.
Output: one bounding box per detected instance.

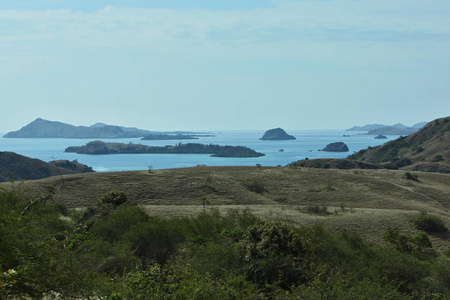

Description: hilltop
[348,116,450,172]
[0,151,93,182]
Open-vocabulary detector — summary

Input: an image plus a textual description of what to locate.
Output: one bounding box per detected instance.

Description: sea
[0,130,397,172]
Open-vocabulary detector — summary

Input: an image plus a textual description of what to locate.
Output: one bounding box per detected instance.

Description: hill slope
[0,151,94,181]
[6,166,450,248]
[348,116,450,172]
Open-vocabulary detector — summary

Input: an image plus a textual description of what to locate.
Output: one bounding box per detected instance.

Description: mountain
[260,128,296,140]
[0,151,94,182]
[90,122,155,136]
[392,123,408,128]
[348,116,450,172]
[367,127,418,136]
[3,118,152,138]
[345,124,389,131]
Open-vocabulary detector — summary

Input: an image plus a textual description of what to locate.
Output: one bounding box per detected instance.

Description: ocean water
[0,130,397,172]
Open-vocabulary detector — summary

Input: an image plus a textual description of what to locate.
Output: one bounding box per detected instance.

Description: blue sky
[1,0,449,131]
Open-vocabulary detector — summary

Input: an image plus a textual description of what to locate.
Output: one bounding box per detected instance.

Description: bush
[98,190,128,206]
[432,155,444,162]
[239,221,305,290]
[405,172,420,182]
[413,212,448,233]
[242,179,266,194]
[305,205,329,215]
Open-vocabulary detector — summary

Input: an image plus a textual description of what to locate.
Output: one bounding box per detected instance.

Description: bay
[0,130,397,172]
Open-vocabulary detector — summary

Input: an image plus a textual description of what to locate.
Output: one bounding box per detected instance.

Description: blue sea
[0,130,397,172]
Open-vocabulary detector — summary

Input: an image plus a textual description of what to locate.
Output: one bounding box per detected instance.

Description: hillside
[348,116,450,172]
[0,151,94,182]
[7,165,450,249]
[367,126,418,135]
[3,165,450,299]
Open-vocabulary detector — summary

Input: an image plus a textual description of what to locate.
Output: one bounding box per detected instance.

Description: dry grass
[3,165,450,250]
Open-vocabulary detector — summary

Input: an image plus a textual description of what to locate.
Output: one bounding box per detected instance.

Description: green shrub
[98,190,128,206]
[414,212,448,233]
[405,172,420,182]
[242,179,266,194]
[239,221,305,290]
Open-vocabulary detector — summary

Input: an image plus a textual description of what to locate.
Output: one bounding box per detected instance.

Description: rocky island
[374,134,388,139]
[65,141,265,157]
[260,128,296,140]
[321,142,349,152]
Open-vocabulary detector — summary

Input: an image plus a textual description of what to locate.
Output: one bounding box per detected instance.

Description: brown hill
[348,116,450,172]
[0,151,94,182]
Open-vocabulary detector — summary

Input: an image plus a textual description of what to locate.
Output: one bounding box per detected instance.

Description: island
[260,128,296,140]
[140,134,215,140]
[321,142,349,152]
[345,122,426,136]
[374,134,388,139]
[141,134,199,140]
[3,118,207,139]
[65,141,265,157]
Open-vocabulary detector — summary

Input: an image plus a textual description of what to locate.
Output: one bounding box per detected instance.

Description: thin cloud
[1,0,449,47]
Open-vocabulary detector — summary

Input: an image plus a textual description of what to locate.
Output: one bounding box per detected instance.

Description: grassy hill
[348,116,450,172]
[7,165,450,249]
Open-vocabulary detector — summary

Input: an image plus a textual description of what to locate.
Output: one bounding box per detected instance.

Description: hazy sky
[1,0,449,132]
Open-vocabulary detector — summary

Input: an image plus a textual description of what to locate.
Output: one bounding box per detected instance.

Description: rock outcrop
[322,142,349,152]
[260,128,296,140]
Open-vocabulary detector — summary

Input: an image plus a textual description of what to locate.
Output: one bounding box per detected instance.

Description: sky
[1,0,449,132]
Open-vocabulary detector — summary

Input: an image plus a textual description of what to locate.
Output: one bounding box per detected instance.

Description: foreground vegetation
[1,186,450,299]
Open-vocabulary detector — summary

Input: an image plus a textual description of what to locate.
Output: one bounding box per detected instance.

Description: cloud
[1,0,449,48]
